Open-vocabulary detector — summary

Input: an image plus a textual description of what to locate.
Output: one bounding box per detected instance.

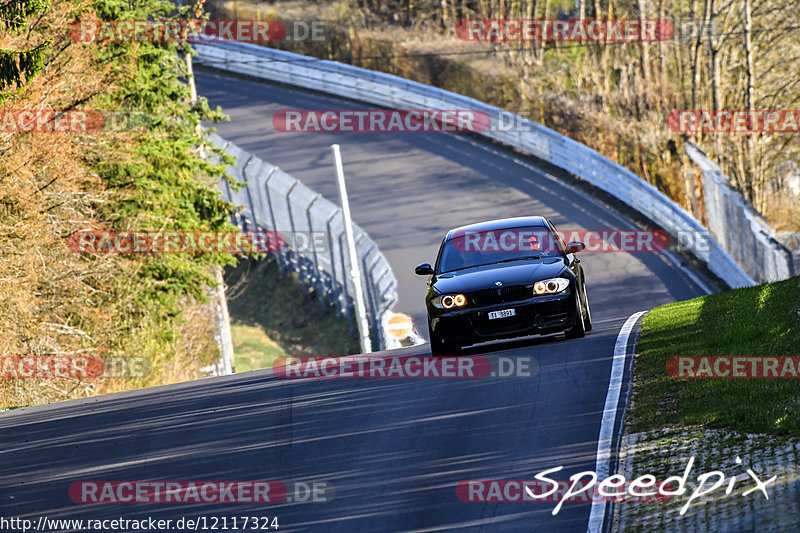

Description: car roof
[445,216,551,241]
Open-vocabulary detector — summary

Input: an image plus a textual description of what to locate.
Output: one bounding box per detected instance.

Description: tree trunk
[691,0,709,111]
[637,0,651,88]
[528,0,538,64]
[707,0,723,162]
[744,0,759,208]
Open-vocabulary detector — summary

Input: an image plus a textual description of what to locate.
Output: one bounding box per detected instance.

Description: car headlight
[432,293,467,309]
[533,278,570,295]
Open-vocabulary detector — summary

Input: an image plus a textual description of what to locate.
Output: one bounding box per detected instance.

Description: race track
[0,68,711,533]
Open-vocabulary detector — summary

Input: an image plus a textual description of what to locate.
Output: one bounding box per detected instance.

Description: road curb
[588,310,648,533]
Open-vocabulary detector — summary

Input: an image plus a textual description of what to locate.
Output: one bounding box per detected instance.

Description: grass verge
[224,258,358,372]
[629,275,800,436]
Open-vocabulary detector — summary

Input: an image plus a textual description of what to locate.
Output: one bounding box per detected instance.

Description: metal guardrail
[209,133,398,351]
[193,40,759,289]
[685,142,796,283]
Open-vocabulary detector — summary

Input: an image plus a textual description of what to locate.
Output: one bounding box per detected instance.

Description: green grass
[629,275,800,436]
[224,258,358,372]
[229,324,289,372]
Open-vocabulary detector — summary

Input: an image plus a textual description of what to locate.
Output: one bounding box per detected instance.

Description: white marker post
[331,144,372,354]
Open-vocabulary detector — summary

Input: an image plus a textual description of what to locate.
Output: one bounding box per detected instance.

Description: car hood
[432,258,567,294]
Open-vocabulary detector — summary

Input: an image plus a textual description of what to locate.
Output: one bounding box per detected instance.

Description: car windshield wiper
[438,265,481,273]
[495,255,542,264]
[439,256,543,273]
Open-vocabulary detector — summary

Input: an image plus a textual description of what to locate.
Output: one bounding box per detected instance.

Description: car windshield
[437,226,564,273]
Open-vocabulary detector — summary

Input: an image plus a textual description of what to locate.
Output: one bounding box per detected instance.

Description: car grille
[470,285,531,306]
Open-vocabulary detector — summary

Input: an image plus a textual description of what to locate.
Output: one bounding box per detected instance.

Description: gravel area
[612,427,800,532]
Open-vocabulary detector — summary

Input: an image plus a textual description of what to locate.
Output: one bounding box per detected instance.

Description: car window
[438,226,561,273]
[548,221,567,251]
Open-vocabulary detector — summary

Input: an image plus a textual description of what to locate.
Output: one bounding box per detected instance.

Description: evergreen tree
[0,0,50,98]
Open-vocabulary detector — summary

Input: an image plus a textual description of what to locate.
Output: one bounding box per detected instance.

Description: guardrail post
[242,156,259,229]
[337,231,356,336]
[368,263,386,351]
[325,211,339,309]
[284,181,304,286]
[306,193,326,310]
[358,241,378,349]
[262,167,284,273]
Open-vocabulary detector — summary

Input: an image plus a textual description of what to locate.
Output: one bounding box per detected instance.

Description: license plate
[488,309,516,320]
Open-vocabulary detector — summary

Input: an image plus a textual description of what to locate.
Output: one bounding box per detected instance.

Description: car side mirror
[565,241,586,254]
[415,263,434,275]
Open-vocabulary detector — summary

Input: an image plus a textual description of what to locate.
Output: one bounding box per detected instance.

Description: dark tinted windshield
[437,226,564,273]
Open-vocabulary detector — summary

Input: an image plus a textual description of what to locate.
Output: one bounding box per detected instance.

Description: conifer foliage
[0,0,239,407]
[0,0,51,98]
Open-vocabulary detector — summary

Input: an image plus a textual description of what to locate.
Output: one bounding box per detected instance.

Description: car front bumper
[428,290,577,345]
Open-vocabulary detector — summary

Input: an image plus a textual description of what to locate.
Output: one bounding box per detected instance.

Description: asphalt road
[195,70,707,330]
[0,69,710,532]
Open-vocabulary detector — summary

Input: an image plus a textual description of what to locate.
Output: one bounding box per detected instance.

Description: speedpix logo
[458,456,777,515]
[273,355,538,379]
[457,478,672,504]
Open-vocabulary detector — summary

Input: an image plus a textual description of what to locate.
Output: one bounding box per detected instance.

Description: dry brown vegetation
[1,0,228,407]
[212,0,800,232]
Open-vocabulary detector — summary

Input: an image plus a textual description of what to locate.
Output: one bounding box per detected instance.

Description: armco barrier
[193,40,758,289]
[685,142,796,283]
[209,133,398,351]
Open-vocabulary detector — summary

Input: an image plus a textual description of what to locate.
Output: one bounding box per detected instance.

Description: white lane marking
[586,311,646,533]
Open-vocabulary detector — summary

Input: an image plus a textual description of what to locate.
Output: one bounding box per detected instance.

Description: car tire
[582,279,593,332]
[429,323,459,357]
[564,288,586,339]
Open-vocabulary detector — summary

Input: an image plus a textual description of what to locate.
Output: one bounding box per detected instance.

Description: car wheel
[564,288,586,339]
[429,323,459,357]
[582,279,593,332]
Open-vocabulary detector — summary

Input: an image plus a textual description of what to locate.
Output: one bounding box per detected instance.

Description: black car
[415,216,591,356]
